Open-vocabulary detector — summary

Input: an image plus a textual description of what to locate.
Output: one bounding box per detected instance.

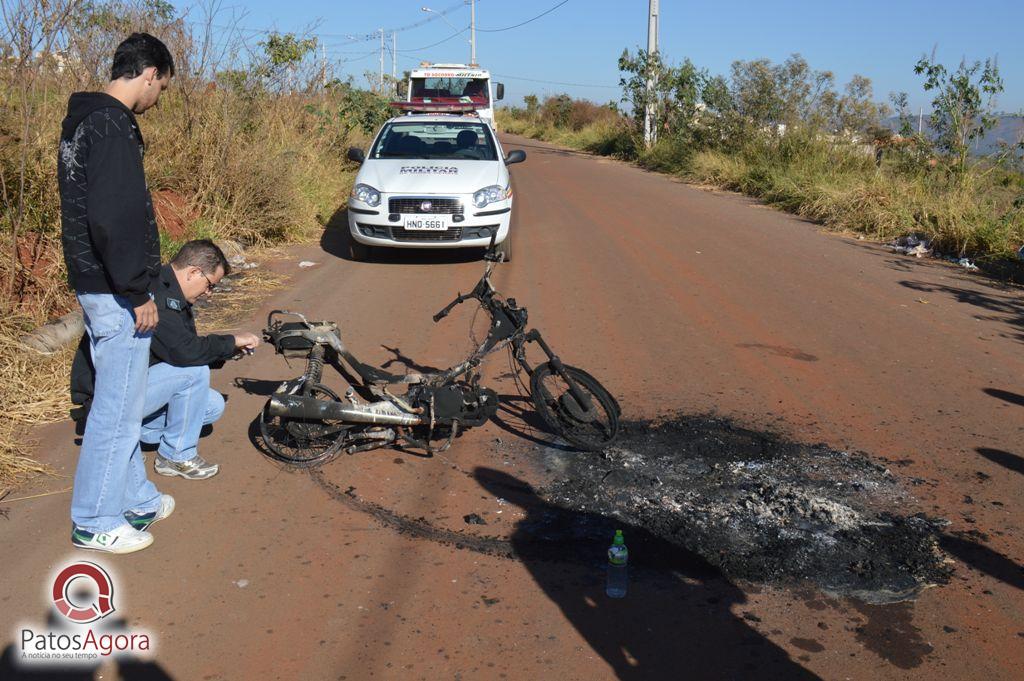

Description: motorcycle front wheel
[529,364,620,451]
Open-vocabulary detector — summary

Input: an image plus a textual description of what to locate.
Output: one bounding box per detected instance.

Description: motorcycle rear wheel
[259,383,347,467]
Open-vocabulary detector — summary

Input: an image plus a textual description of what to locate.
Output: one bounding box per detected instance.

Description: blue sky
[173,0,1024,112]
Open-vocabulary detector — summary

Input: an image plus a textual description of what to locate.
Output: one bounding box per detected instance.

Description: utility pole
[378,28,384,92]
[918,107,923,134]
[470,0,476,65]
[392,32,397,80]
[644,0,659,148]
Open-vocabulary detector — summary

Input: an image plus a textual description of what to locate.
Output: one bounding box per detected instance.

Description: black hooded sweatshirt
[58,92,161,307]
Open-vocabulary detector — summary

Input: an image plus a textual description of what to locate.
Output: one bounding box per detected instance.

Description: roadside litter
[298,260,318,268]
[890,235,932,258]
[888,235,985,271]
[217,239,259,270]
[955,257,978,271]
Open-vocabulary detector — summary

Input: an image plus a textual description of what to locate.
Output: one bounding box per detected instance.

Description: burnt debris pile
[542,416,951,603]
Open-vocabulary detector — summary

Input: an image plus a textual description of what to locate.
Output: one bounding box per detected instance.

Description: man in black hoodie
[59,33,174,554]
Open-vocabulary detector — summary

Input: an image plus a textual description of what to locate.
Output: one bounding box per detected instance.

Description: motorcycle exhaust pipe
[266,394,423,426]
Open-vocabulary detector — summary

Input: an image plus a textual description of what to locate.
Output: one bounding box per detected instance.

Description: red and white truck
[397,63,505,130]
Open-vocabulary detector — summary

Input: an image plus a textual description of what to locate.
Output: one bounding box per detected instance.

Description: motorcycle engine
[410,382,499,428]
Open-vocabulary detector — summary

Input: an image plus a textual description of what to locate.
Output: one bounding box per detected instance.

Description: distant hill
[883,114,1024,156]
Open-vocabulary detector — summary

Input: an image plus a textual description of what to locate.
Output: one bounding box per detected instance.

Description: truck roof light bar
[390,101,480,114]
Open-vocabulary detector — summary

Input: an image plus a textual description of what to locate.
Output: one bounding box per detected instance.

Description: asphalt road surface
[2,134,1022,680]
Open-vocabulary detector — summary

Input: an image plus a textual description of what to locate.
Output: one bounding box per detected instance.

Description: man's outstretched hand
[234,332,260,354]
[134,299,159,333]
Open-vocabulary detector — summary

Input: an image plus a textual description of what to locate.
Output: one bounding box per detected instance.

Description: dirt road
[2,134,1022,680]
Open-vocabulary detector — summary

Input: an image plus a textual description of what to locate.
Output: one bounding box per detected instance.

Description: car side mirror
[347,147,365,164]
[495,83,504,101]
[396,81,407,98]
[504,149,526,165]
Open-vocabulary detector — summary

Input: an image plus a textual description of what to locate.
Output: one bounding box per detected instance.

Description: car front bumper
[348,198,511,248]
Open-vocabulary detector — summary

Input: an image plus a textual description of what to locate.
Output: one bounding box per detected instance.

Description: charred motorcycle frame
[257,232,620,467]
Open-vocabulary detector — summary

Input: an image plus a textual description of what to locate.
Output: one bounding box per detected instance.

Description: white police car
[346,113,525,261]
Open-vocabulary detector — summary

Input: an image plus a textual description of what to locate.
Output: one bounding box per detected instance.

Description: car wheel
[349,240,372,262]
[494,235,511,263]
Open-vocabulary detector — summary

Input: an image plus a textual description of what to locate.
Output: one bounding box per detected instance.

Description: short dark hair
[171,240,230,277]
[110,32,175,81]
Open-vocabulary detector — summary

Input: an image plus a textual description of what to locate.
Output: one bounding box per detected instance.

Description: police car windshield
[371,121,498,161]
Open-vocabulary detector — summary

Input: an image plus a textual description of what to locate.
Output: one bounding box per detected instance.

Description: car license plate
[404,216,447,231]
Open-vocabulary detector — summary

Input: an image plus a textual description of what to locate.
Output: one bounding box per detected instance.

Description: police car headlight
[352,184,381,207]
[473,185,507,209]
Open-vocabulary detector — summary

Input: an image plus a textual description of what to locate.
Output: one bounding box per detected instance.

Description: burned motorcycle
[257,232,620,467]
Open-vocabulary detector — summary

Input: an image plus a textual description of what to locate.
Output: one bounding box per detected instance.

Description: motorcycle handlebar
[433,293,471,323]
[434,228,501,323]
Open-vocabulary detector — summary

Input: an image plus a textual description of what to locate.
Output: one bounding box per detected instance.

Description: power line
[492,73,617,89]
[327,49,379,63]
[188,21,362,41]
[381,0,471,36]
[476,0,569,32]
[397,27,470,53]
[187,1,474,46]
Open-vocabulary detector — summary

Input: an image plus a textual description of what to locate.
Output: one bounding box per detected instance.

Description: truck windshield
[372,121,498,161]
[411,77,489,103]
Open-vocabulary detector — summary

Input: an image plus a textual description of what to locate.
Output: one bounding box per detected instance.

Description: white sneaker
[154,454,220,480]
[71,523,154,554]
[124,494,175,531]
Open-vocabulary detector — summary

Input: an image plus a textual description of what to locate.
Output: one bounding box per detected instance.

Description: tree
[889,91,915,137]
[730,54,838,132]
[729,58,781,129]
[833,75,882,135]
[523,94,539,119]
[914,53,1003,178]
[618,48,709,143]
[700,74,733,116]
[257,32,317,92]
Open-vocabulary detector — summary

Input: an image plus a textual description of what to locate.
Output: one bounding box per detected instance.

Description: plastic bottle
[606,529,628,598]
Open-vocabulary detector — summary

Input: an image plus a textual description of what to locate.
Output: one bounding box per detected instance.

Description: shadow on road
[232,377,282,397]
[982,387,1024,407]
[976,447,1024,476]
[378,345,444,374]
[489,394,575,452]
[473,467,820,680]
[899,280,1024,342]
[940,533,1024,591]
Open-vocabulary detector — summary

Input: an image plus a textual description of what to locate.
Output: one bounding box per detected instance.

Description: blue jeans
[71,293,160,532]
[140,363,225,461]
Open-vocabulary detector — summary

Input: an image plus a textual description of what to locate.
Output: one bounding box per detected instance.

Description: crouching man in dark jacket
[73,240,260,479]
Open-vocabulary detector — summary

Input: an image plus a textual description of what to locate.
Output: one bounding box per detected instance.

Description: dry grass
[194,263,287,332]
[688,145,1024,258]
[0,319,74,489]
